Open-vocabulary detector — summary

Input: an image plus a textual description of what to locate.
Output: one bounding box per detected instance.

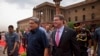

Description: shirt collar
[57,26,64,32]
[30,27,39,34]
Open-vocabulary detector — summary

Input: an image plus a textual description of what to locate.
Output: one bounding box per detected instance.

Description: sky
[0,0,85,31]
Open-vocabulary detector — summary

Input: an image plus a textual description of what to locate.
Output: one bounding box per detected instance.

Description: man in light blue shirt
[3,25,19,56]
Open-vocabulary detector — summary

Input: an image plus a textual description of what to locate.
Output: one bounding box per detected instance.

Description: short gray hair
[30,17,40,24]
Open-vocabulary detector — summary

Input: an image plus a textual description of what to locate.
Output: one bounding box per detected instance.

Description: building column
[48,8,50,22]
[38,11,40,19]
[53,0,62,14]
[45,8,48,22]
[49,9,51,21]
[37,11,39,18]
[41,9,44,22]
[44,8,51,22]
[48,8,50,21]
[42,8,45,22]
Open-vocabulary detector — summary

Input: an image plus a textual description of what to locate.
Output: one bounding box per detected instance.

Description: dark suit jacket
[51,26,80,56]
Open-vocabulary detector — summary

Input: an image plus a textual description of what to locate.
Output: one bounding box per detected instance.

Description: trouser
[80,51,88,56]
[7,53,18,56]
[48,45,53,56]
[7,50,18,56]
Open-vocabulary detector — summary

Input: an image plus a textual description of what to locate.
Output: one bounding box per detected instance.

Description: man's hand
[9,49,14,55]
[87,48,91,56]
[44,48,49,56]
[3,50,6,54]
[3,44,7,54]
[87,48,91,53]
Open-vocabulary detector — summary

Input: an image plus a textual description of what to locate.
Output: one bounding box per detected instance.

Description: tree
[67,22,75,29]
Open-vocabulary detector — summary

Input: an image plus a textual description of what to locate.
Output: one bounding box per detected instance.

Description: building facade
[33,0,100,26]
[17,17,32,31]
[17,0,100,30]
[65,0,100,25]
[33,2,65,22]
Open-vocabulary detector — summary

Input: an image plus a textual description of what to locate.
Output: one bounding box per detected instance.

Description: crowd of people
[0,14,100,56]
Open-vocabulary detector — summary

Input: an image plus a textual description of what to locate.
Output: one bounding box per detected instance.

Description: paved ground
[0,39,25,56]
[0,45,7,56]
[0,46,22,56]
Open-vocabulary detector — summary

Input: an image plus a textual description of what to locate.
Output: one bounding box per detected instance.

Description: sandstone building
[33,0,100,24]
[18,0,100,30]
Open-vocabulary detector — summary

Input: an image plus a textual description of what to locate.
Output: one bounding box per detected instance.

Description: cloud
[61,0,85,6]
[3,0,85,8]
[0,0,85,31]
[5,0,34,5]
[0,2,32,31]
[3,0,53,8]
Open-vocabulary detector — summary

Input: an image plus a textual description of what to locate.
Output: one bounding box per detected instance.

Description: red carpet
[0,40,25,54]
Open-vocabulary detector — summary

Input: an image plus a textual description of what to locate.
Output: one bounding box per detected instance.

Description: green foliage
[67,22,75,29]
[21,52,26,56]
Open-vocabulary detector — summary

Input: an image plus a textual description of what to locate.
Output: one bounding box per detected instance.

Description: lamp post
[53,0,62,14]
[40,11,43,22]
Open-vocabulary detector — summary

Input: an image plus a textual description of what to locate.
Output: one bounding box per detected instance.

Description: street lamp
[40,11,43,22]
[53,0,62,14]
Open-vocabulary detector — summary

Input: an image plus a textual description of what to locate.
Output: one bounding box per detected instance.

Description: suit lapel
[58,26,68,47]
[53,30,56,46]
[53,26,68,47]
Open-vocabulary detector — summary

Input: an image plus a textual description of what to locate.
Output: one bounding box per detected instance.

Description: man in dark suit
[51,14,80,56]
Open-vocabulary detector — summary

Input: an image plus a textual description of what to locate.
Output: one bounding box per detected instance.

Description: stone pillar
[38,11,40,19]
[41,9,44,22]
[33,9,35,17]
[53,0,62,15]
[36,11,37,17]
[40,10,42,22]
[49,9,51,21]
[48,8,50,21]
[56,2,60,14]
[45,8,48,22]
[44,8,52,22]
[37,11,39,18]
[45,8,47,22]
[43,8,45,22]
[39,11,41,20]
[47,8,48,22]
